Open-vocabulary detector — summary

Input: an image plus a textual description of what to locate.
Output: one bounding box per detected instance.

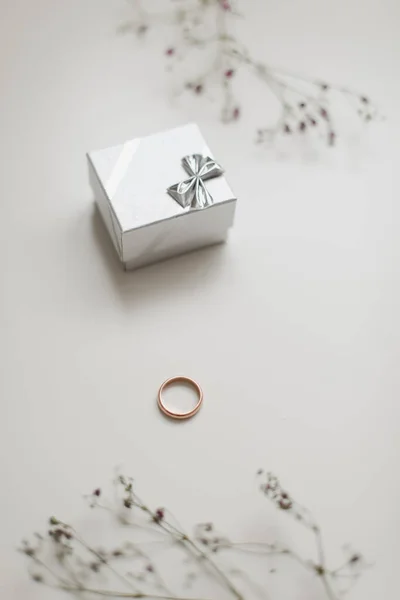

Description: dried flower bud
[361,96,369,104]
[283,124,291,134]
[93,488,101,497]
[154,508,165,523]
[279,498,293,510]
[299,102,306,109]
[225,69,234,78]
[137,24,148,36]
[123,498,133,509]
[320,108,329,120]
[349,553,361,564]
[299,121,307,132]
[194,84,203,94]
[50,528,65,542]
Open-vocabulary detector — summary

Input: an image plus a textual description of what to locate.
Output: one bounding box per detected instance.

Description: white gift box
[87,123,237,270]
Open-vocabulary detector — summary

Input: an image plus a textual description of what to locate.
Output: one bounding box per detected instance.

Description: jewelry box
[87,123,237,270]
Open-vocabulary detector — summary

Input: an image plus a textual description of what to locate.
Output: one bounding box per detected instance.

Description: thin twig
[134,499,244,600]
[314,527,339,600]
[21,470,368,600]
[126,0,378,144]
[72,530,140,594]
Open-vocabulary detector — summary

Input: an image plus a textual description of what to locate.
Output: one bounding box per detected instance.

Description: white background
[0,1,399,598]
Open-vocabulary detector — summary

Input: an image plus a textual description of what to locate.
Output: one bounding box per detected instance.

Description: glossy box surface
[87,123,237,270]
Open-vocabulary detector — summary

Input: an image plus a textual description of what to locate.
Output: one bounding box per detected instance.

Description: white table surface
[0,1,399,598]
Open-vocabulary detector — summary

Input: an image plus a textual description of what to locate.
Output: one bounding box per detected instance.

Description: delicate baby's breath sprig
[121,0,380,147]
[20,469,368,600]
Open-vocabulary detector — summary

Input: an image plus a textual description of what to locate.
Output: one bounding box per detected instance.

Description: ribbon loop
[167,154,224,209]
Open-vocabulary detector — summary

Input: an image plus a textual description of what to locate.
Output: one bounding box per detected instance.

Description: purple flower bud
[154,508,165,523]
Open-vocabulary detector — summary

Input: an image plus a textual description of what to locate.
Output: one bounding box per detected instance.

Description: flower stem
[135,501,243,600]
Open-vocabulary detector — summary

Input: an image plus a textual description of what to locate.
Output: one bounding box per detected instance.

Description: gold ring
[157,376,203,420]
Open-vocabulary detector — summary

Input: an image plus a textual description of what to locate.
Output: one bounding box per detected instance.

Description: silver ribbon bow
[167,154,224,209]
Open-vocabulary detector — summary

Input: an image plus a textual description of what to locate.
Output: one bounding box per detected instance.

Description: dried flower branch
[21,470,369,600]
[119,0,380,146]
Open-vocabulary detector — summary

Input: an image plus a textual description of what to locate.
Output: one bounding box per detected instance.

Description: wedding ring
[157,376,203,420]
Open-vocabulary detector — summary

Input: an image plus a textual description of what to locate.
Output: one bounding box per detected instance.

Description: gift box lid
[87,123,236,233]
